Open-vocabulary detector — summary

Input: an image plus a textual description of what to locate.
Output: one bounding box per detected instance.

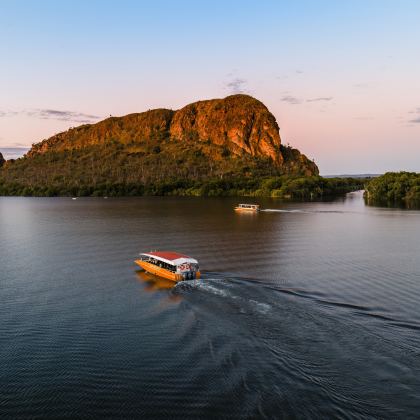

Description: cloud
[280,95,333,105]
[0,110,18,117]
[281,95,302,105]
[0,108,100,123]
[225,77,249,94]
[408,108,420,124]
[408,108,420,114]
[306,97,333,102]
[9,142,28,147]
[27,109,100,123]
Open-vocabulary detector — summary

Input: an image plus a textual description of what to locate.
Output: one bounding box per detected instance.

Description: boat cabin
[235,203,260,212]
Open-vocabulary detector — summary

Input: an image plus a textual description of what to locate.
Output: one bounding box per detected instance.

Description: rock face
[0,152,5,167]
[24,94,317,175]
[170,95,283,164]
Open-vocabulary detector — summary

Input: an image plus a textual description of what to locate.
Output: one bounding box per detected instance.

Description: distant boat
[234,203,260,212]
[135,251,201,282]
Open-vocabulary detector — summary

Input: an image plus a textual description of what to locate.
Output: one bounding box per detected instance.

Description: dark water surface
[1,192,419,419]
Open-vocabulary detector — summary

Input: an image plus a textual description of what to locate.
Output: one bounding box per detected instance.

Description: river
[1,191,419,418]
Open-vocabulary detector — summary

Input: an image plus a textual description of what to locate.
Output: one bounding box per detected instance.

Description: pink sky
[1,1,419,174]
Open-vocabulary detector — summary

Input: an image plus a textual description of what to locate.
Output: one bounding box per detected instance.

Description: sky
[0,0,419,174]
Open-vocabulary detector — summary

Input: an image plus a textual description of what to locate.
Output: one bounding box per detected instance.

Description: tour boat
[135,251,201,282]
[234,203,260,212]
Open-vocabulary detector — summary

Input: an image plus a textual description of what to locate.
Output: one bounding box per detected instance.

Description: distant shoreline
[0,175,367,199]
[322,174,381,179]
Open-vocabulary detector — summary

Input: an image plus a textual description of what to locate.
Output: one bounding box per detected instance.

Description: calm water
[1,192,419,419]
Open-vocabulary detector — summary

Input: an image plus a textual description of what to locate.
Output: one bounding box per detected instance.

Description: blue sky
[1,0,420,173]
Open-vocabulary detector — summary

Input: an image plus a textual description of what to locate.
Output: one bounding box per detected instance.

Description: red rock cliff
[170,95,283,164]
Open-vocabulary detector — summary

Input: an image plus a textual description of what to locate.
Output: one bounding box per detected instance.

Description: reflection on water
[136,270,181,292]
[1,192,420,418]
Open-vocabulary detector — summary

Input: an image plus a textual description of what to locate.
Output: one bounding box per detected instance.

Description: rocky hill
[0,95,320,196]
[26,95,315,171]
[169,95,283,165]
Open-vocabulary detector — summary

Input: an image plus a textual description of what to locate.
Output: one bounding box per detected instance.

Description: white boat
[234,203,260,212]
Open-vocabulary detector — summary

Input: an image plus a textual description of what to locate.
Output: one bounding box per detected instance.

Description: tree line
[365,172,420,208]
[0,141,366,199]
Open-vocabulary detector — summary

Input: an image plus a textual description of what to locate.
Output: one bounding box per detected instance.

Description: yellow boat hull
[134,260,200,282]
[234,207,259,212]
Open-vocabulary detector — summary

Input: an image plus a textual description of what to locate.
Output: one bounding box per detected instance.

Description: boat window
[140,256,176,272]
[238,204,259,209]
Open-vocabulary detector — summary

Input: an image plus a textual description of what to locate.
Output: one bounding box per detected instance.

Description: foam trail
[261,209,306,213]
[261,209,351,214]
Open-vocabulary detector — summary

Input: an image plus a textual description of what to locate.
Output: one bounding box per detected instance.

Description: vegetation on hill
[0,139,365,197]
[0,94,367,199]
[365,172,420,207]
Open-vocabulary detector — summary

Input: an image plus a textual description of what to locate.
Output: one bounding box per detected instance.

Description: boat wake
[175,278,273,315]
[261,208,352,214]
[168,274,420,417]
[261,208,305,213]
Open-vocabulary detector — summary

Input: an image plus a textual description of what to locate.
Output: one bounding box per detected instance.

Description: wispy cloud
[306,97,333,102]
[26,109,100,123]
[224,71,249,94]
[280,94,333,105]
[0,108,101,123]
[0,110,18,117]
[408,107,420,114]
[281,95,302,105]
[9,142,28,147]
[225,77,249,94]
[408,108,420,124]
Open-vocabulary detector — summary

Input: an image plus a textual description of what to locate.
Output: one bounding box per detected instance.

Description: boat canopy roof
[141,251,198,266]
